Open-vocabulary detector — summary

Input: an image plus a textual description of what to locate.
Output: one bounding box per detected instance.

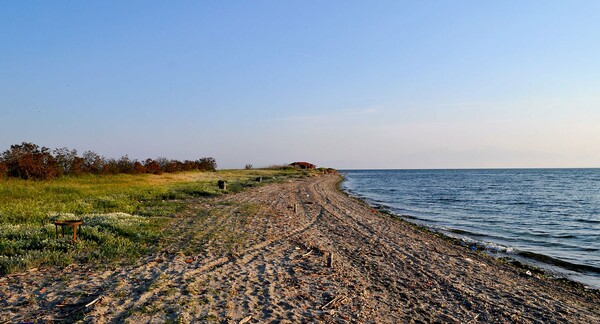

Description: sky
[1,1,600,169]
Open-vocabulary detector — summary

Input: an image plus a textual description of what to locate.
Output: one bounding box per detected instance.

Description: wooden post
[327,252,334,268]
[73,224,79,241]
[218,180,227,190]
[293,204,298,213]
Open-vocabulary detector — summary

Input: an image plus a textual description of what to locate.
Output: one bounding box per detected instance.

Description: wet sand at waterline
[1,174,598,322]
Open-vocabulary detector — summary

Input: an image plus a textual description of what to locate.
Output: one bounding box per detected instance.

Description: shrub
[102,158,120,175]
[198,157,217,171]
[132,161,146,174]
[82,151,105,174]
[144,159,163,175]
[53,147,78,175]
[0,143,218,179]
[1,142,61,180]
[116,155,135,174]
[0,162,7,179]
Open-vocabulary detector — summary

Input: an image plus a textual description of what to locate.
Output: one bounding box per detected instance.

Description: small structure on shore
[290,162,316,169]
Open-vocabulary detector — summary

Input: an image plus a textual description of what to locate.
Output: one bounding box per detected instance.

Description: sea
[340,169,600,289]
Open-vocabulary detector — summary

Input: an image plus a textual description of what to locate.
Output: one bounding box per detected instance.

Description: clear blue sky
[2,1,599,169]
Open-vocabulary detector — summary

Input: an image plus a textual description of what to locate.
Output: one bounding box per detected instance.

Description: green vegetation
[0,168,312,275]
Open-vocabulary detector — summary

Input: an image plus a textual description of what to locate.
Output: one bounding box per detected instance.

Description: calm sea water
[340,169,600,289]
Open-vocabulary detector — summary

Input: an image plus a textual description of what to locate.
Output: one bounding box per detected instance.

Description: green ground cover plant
[0,168,311,274]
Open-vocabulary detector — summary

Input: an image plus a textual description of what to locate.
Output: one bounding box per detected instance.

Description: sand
[1,174,598,323]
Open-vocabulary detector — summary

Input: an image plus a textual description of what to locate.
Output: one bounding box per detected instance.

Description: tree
[82,151,105,174]
[116,155,134,174]
[144,159,163,175]
[0,142,219,179]
[198,157,217,171]
[53,147,78,175]
[69,156,85,176]
[132,161,146,174]
[1,142,60,180]
[102,158,120,175]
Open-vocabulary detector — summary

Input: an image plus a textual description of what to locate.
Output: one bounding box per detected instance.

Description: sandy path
[1,174,598,323]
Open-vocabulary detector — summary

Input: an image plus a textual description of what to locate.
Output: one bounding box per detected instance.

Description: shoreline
[340,181,600,292]
[339,172,600,290]
[1,174,599,322]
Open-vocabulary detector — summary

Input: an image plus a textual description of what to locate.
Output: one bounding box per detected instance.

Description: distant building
[290,162,316,169]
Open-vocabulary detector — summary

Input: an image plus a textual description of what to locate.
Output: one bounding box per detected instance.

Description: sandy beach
[1,174,599,323]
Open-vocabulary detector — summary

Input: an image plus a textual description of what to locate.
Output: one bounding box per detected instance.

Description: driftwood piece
[85,296,102,308]
[302,250,313,258]
[239,315,252,324]
[56,295,103,319]
[321,295,347,310]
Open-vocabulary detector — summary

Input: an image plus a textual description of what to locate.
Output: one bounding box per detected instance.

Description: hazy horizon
[2,1,599,169]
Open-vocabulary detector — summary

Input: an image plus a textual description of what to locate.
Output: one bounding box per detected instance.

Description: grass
[0,168,314,275]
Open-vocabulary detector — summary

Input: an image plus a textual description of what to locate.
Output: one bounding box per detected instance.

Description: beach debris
[302,250,313,258]
[84,296,102,308]
[321,295,347,310]
[327,252,334,268]
[468,313,480,323]
[293,203,298,213]
[525,270,532,276]
[239,315,252,324]
[56,295,103,319]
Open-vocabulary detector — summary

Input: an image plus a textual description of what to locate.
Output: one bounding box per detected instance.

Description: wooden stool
[54,220,83,241]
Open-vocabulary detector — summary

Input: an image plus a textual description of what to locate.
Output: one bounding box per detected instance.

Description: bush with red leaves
[0,142,217,180]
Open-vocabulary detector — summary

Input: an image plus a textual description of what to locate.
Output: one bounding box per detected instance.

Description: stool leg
[55,224,58,239]
[73,225,78,241]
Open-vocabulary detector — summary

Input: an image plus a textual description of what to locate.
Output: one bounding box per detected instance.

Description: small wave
[400,214,419,220]
[582,247,599,252]
[450,236,514,253]
[575,218,600,224]
[516,251,600,274]
[527,232,577,239]
[476,241,513,253]
[448,228,477,236]
[508,201,532,206]
[437,197,463,203]
[554,234,577,239]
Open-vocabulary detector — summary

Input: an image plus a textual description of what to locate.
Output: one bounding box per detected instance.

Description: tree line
[0,142,217,180]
